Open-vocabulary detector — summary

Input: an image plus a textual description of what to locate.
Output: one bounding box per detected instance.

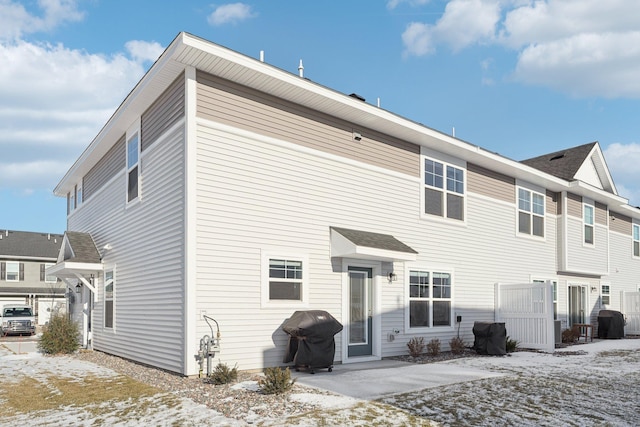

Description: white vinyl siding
[68,123,186,374]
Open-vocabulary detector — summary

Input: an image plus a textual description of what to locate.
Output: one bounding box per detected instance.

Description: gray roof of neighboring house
[331,227,418,254]
[0,230,63,259]
[64,232,101,263]
[520,142,597,181]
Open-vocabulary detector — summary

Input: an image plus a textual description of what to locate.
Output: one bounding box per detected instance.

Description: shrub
[506,336,519,353]
[258,367,296,395]
[426,338,441,356]
[38,313,80,354]
[562,327,579,344]
[208,363,238,385]
[449,336,466,354]
[407,337,425,358]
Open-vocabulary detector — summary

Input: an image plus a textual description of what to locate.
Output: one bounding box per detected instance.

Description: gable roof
[0,230,63,260]
[521,142,617,195]
[59,232,102,264]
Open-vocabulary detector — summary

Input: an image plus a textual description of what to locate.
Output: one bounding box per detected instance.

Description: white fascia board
[54,34,187,196]
[567,180,628,207]
[46,261,103,277]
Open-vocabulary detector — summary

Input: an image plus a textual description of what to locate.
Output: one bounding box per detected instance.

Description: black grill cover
[282,310,343,369]
[597,310,625,339]
[282,310,343,339]
[473,321,507,355]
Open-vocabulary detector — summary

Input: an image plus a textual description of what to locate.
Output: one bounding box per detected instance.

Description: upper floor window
[634,224,640,257]
[408,269,452,328]
[41,263,57,283]
[584,204,594,245]
[518,188,545,237]
[126,122,140,203]
[424,158,464,221]
[3,261,21,281]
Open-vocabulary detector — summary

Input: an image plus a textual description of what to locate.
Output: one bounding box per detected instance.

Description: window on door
[408,269,452,328]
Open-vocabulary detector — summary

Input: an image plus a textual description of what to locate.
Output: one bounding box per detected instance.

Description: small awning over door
[45,232,103,281]
[330,227,418,262]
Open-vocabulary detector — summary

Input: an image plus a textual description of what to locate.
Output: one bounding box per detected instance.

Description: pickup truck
[1,304,36,336]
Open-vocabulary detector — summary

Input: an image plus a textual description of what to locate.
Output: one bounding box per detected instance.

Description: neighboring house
[0,230,66,325]
[46,32,640,376]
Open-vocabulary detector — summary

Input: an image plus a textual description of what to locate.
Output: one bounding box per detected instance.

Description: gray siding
[546,191,558,215]
[83,136,125,201]
[69,124,187,374]
[141,74,185,152]
[595,202,608,226]
[567,192,582,218]
[467,163,514,203]
[196,70,419,178]
[610,211,632,235]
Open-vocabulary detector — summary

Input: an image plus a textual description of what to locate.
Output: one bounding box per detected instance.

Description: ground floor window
[408,269,452,328]
[261,253,308,308]
[601,283,610,306]
[104,269,114,329]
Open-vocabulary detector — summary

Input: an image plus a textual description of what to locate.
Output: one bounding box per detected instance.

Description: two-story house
[47,32,640,376]
[0,230,66,326]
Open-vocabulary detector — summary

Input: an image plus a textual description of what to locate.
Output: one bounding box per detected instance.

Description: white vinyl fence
[495,282,555,353]
[621,291,640,335]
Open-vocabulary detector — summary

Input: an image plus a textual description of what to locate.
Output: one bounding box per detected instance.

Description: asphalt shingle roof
[64,232,101,263]
[331,227,418,254]
[0,230,63,259]
[520,142,597,181]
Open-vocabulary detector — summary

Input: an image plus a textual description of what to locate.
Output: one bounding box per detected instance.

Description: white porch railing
[495,282,555,353]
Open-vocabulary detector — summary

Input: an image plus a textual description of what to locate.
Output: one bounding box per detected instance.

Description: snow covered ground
[2,338,640,426]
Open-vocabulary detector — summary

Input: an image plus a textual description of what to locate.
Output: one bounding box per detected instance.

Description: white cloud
[399,0,640,98]
[401,0,500,56]
[207,3,256,26]
[604,143,640,206]
[387,0,431,10]
[125,40,165,64]
[0,0,164,193]
[0,0,84,40]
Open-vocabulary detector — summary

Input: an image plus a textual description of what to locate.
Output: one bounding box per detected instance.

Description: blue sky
[2,0,640,234]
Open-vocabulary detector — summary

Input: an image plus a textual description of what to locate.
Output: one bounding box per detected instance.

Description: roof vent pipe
[298,59,304,78]
[260,50,264,62]
[377,97,380,108]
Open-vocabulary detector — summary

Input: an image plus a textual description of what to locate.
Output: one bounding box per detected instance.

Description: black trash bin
[473,321,507,355]
[597,310,625,339]
[282,310,343,373]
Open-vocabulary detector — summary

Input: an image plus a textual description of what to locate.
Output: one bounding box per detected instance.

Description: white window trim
[404,265,455,333]
[420,151,467,224]
[583,202,595,246]
[601,282,611,308]
[517,187,546,239]
[104,266,115,332]
[5,261,19,282]
[44,263,57,283]
[261,252,309,309]
[633,224,640,258]
[125,118,141,206]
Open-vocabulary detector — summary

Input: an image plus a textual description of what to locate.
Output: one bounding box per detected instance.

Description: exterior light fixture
[387,272,397,282]
[353,132,362,141]
[76,283,82,293]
